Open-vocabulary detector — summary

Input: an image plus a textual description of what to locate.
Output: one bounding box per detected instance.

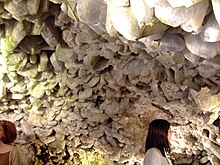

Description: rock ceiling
[0,0,220,164]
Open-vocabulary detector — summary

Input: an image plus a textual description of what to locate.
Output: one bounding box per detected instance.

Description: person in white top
[143,119,173,165]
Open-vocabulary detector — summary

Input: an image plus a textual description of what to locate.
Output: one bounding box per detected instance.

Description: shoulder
[144,148,163,165]
[9,145,23,165]
[9,146,20,155]
[146,148,162,157]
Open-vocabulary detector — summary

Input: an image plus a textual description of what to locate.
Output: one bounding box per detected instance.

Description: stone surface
[0,0,220,164]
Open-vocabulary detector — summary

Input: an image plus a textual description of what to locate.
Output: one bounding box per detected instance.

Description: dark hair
[0,120,17,144]
[145,119,170,157]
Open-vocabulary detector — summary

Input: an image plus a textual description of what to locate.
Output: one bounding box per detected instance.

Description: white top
[143,148,173,165]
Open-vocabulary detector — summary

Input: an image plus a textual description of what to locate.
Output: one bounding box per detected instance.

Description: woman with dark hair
[144,119,172,165]
[0,120,22,165]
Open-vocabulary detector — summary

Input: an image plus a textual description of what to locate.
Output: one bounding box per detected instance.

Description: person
[0,120,22,165]
[143,119,172,165]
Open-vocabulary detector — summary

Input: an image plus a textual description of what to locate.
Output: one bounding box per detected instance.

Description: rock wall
[0,0,220,164]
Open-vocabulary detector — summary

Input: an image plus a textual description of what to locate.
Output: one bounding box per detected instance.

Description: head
[145,119,171,157]
[0,120,17,144]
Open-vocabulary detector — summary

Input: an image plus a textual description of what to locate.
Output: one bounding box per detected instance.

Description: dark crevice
[151,103,173,118]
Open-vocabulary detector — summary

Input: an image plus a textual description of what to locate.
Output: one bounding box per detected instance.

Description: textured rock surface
[0,0,220,165]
